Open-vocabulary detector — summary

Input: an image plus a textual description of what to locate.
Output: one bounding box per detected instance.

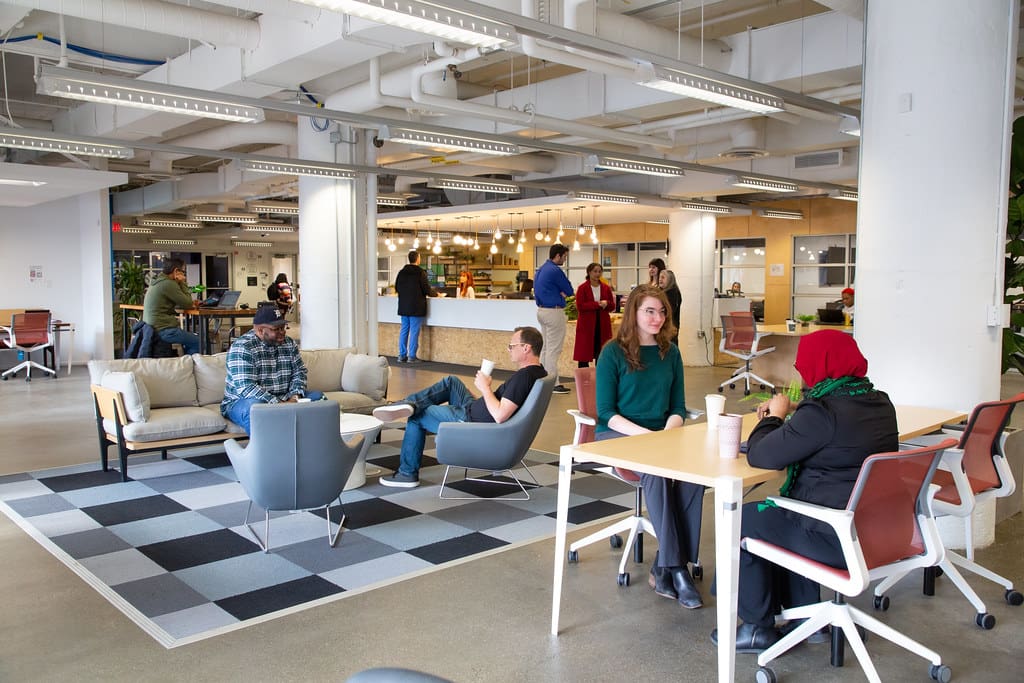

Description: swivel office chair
[745,440,958,683]
[1,311,56,382]
[718,311,774,396]
[874,393,1024,629]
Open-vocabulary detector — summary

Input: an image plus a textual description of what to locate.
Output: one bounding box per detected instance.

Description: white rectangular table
[550,405,967,683]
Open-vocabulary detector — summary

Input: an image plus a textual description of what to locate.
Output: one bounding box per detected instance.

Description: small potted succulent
[796,314,815,328]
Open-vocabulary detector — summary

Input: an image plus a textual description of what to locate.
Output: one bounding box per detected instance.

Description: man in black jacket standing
[395,250,436,363]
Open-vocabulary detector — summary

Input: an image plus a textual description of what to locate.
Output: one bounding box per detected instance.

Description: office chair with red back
[719,311,775,396]
[566,367,704,586]
[1,311,56,382]
[744,440,958,683]
[873,394,1024,629]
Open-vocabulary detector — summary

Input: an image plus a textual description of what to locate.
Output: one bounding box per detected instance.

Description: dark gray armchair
[435,375,555,500]
[225,400,363,552]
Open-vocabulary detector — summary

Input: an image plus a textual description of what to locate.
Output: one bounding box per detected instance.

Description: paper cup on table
[705,394,726,429]
[786,319,797,332]
[480,358,495,376]
[717,413,744,459]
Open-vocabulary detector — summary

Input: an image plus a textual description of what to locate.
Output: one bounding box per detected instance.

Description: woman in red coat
[573,262,615,367]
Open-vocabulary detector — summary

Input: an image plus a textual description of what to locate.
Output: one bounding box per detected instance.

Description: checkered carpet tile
[0,428,635,647]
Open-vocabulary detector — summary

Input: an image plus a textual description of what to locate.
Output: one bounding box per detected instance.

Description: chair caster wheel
[567,550,579,563]
[617,572,630,587]
[755,666,777,683]
[609,534,623,549]
[729,383,736,390]
[934,566,943,578]
[25,377,31,382]
[743,389,751,396]
[692,565,703,580]
[759,384,767,390]
[976,612,995,629]
[873,595,890,611]
[1005,589,1023,606]
[718,386,725,392]
[930,664,952,682]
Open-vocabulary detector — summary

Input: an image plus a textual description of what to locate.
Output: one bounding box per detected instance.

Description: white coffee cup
[296,397,312,403]
[786,319,797,332]
[705,394,726,429]
[480,358,495,376]
[717,413,744,459]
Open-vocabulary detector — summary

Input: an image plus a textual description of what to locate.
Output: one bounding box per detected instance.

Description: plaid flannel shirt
[221,330,307,413]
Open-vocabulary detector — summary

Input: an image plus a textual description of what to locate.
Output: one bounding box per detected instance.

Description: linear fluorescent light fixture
[190,212,259,224]
[0,126,134,159]
[248,201,299,215]
[572,191,638,205]
[297,0,516,49]
[151,238,196,246]
[242,159,356,179]
[244,224,296,233]
[433,178,519,194]
[138,217,203,229]
[839,116,861,137]
[377,195,410,207]
[37,65,264,123]
[680,201,732,214]
[380,126,518,156]
[830,189,859,202]
[637,65,784,114]
[121,227,153,234]
[761,209,803,220]
[646,219,670,224]
[726,175,799,193]
[232,240,274,248]
[592,156,685,178]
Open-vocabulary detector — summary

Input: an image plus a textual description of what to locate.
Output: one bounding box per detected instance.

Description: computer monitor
[216,290,241,309]
[817,308,845,324]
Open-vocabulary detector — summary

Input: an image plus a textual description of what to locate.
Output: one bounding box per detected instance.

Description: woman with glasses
[572,262,614,368]
[595,284,703,609]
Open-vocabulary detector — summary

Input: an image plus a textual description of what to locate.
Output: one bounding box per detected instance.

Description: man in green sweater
[142,258,200,355]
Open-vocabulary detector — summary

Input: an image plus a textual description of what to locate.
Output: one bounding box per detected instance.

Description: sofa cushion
[89,356,197,408]
[101,371,151,422]
[323,390,381,414]
[201,404,247,434]
[341,354,389,401]
[194,353,228,406]
[104,406,226,442]
[302,348,352,392]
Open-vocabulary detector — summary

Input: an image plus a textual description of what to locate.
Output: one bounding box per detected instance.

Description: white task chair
[718,311,774,396]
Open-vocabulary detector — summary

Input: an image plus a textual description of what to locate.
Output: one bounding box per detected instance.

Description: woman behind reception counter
[573,262,615,368]
[457,271,476,299]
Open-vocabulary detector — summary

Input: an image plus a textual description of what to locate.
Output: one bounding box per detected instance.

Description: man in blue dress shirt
[534,243,574,394]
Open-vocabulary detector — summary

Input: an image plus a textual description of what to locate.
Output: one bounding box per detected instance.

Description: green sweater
[595,341,686,433]
[142,274,194,331]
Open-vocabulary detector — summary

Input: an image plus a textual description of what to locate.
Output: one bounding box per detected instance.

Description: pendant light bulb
[433,242,442,254]
[412,237,420,249]
[572,238,581,251]
[473,238,480,250]
[519,230,526,243]
[388,242,397,252]
[489,243,498,254]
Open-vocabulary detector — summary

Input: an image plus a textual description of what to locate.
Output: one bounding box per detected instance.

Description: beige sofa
[87,348,389,480]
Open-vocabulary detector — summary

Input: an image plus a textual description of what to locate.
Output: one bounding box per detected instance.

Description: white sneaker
[373,403,414,422]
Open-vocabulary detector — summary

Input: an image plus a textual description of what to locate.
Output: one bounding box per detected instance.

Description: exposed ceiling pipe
[150,121,298,165]
[187,0,323,23]
[5,0,261,51]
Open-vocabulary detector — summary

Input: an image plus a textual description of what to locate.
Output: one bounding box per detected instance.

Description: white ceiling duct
[719,119,767,160]
[5,0,261,50]
[151,121,298,163]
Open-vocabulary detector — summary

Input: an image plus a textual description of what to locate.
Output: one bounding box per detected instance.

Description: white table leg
[550,445,574,635]
[714,476,743,683]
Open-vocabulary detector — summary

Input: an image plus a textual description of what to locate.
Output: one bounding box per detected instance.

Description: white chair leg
[939,556,989,613]
[833,609,883,683]
[569,515,637,553]
[849,606,943,667]
[326,496,346,547]
[616,516,656,576]
[948,550,1015,590]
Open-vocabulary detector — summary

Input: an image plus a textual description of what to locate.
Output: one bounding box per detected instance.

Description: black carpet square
[407,532,507,565]
[444,475,539,499]
[339,497,419,529]
[182,453,232,469]
[548,500,630,525]
[215,575,344,621]
[83,495,190,526]
[40,469,130,492]
[138,528,260,572]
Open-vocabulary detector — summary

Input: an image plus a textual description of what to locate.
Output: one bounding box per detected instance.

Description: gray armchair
[225,400,363,552]
[435,375,555,500]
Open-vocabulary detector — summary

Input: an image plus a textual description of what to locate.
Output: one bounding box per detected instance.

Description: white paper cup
[705,394,726,429]
[296,397,312,403]
[786,320,796,332]
[718,413,743,459]
[480,358,495,376]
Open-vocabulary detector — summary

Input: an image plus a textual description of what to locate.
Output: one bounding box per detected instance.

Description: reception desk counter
[378,296,615,377]
[750,323,854,387]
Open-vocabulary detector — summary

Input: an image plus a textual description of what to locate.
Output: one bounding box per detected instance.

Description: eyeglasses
[507,342,528,350]
[639,307,667,317]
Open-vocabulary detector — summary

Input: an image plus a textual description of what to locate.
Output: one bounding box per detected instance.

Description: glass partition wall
[791,234,856,317]
[716,238,766,297]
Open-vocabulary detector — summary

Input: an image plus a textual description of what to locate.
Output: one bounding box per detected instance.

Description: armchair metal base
[242,498,347,553]
[438,462,539,500]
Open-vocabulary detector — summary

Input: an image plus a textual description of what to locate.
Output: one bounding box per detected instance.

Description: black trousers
[640,473,705,569]
[738,503,845,628]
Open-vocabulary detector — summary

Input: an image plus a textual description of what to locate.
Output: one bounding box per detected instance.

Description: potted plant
[1003,115,1024,374]
[112,260,148,356]
[796,314,815,327]
[741,379,803,412]
[564,295,578,321]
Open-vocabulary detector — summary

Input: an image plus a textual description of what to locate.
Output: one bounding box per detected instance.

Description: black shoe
[397,356,407,363]
[670,566,703,609]
[406,357,423,364]
[648,553,677,600]
[711,623,783,654]
[552,384,570,395]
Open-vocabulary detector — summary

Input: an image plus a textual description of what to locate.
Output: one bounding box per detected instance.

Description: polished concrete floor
[0,360,1021,682]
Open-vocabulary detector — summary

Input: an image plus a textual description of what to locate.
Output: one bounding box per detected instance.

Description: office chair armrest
[763,496,855,535]
[566,409,595,426]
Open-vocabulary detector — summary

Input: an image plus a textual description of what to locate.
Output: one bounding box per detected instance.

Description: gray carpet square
[114,571,211,618]
[275,530,398,574]
[50,526,132,559]
[173,550,310,601]
[4,492,75,517]
[430,500,537,531]
[142,469,235,494]
[109,511,223,547]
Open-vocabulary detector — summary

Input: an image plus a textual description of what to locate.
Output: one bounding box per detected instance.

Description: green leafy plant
[189,284,206,295]
[564,295,578,321]
[741,379,803,406]
[796,314,815,325]
[1003,115,1024,374]
[114,260,147,305]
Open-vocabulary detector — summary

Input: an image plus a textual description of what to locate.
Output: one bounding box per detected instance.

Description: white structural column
[297,121,375,353]
[668,210,717,367]
[855,1,1018,408]
[80,191,114,361]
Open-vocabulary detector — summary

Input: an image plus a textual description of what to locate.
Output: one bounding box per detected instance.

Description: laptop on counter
[215,290,241,309]
[817,308,846,325]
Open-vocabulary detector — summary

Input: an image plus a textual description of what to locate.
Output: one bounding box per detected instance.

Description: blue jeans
[398,315,424,360]
[225,391,324,433]
[157,326,200,355]
[397,375,474,476]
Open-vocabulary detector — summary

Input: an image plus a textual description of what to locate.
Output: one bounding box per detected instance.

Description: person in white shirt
[457,270,476,299]
[841,287,855,319]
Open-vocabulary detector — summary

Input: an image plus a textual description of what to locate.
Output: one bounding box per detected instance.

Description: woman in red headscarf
[712,330,898,654]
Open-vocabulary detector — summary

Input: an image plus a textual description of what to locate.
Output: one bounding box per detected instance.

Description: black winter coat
[395,264,435,317]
